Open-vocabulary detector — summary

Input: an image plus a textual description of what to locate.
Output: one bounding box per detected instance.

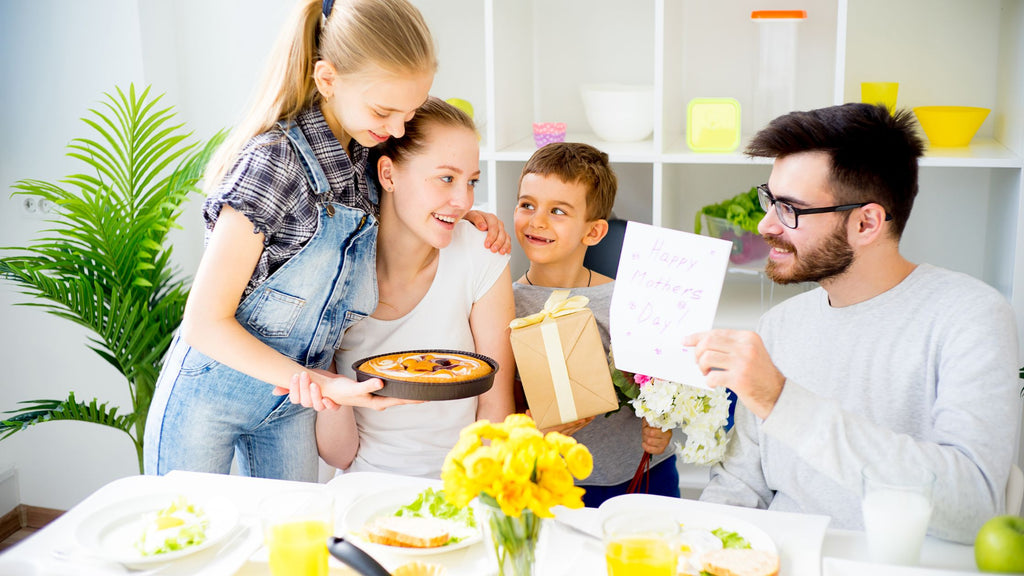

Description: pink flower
[633,373,652,386]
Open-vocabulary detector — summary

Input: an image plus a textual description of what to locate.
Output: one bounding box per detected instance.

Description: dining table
[0,470,982,576]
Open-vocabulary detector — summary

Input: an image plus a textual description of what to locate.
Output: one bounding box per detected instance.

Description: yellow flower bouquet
[442,414,593,576]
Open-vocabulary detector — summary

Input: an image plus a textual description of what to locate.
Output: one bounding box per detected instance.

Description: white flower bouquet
[608,351,732,491]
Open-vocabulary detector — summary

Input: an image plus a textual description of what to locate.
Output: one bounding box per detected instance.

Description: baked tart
[352,349,498,400]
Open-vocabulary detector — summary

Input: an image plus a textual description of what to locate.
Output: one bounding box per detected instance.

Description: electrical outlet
[18,197,55,217]
[20,197,39,214]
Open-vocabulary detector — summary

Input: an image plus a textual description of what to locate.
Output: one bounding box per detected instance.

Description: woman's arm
[316,405,359,470]
[470,265,516,422]
[183,206,402,409]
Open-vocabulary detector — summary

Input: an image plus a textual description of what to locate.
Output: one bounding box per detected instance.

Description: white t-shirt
[334,222,510,478]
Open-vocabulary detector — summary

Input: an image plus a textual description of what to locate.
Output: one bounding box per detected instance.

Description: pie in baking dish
[358,352,492,383]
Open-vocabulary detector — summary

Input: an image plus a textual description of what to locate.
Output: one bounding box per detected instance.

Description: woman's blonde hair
[204,0,437,192]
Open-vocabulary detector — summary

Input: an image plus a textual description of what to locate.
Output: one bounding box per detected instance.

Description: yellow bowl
[912,106,990,147]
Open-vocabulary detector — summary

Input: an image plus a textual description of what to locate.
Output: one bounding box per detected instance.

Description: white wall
[0,0,287,510]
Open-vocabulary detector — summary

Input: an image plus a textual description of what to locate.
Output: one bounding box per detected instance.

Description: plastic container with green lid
[751,9,807,130]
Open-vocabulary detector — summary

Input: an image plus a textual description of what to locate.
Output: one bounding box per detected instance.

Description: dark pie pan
[351,349,498,401]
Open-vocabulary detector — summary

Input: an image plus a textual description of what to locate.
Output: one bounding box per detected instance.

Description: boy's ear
[582,218,609,247]
[377,156,395,192]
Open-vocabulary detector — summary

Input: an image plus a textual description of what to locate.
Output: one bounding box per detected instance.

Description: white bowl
[580,84,654,142]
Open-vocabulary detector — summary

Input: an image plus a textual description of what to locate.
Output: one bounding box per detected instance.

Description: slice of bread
[364,516,451,548]
[701,549,780,576]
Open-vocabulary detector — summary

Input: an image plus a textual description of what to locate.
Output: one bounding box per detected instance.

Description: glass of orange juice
[260,487,335,576]
[602,510,678,576]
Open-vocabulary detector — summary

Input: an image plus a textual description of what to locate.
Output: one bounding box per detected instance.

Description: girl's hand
[278,371,419,411]
[641,419,672,455]
[276,372,340,412]
[465,210,512,255]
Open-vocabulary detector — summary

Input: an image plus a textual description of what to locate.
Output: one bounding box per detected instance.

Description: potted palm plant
[0,85,225,473]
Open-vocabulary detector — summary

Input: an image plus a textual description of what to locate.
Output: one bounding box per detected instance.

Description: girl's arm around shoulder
[471,264,516,422]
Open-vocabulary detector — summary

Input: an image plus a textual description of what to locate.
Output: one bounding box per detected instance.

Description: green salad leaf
[134,496,209,556]
[695,186,766,236]
[393,488,476,544]
[711,527,751,549]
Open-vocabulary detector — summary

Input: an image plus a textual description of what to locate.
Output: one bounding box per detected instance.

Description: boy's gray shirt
[513,281,678,486]
[700,264,1020,543]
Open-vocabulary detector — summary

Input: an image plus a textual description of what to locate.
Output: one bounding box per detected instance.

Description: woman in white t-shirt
[289,97,515,478]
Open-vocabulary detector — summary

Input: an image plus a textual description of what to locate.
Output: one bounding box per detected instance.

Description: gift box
[509,290,619,428]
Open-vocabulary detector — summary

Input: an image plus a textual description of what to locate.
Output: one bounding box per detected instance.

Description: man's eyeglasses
[756,183,892,229]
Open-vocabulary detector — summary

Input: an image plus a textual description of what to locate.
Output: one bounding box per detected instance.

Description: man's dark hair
[747,103,925,238]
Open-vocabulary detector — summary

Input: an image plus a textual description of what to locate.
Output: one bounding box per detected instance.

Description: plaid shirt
[203,107,374,297]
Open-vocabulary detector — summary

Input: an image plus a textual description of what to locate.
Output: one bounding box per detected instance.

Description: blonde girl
[144,0,506,481]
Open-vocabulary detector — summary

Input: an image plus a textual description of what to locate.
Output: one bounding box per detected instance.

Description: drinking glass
[260,487,335,576]
[602,510,678,576]
[861,82,899,113]
[861,462,935,565]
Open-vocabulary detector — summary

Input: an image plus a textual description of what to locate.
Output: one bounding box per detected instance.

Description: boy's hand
[465,210,512,254]
[641,419,672,455]
[527,409,594,436]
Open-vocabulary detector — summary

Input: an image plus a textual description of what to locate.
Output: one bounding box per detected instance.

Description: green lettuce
[135,496,209,556]
[711,527,751,549]
[695,186,766,235]
[393,488,477,544]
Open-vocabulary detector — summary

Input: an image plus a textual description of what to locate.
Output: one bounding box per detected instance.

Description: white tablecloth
[0,471,980,576]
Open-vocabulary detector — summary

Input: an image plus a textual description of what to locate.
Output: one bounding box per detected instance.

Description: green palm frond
[0,392,136,441]
[1,84,227,472]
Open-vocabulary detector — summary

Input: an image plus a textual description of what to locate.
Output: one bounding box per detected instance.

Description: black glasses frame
[757,184,892,229]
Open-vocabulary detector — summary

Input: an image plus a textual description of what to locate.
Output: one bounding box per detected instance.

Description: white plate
[675,509,777,554]
[340,485,481,556]
[74,492,239,567]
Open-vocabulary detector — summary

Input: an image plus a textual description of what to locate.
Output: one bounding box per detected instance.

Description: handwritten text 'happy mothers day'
[609,222,731,386]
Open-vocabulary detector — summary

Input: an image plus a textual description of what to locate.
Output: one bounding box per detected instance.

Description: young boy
[512,142,679,507]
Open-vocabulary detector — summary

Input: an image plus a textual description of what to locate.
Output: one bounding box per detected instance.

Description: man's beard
[764,222,854,285]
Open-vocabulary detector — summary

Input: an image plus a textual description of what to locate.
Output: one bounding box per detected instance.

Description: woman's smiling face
[383,122,480,249]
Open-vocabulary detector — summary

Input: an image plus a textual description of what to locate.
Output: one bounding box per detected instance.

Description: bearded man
[686,103,1020,544]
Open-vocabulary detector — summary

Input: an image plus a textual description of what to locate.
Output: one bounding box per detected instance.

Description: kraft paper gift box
[509,290,619,429]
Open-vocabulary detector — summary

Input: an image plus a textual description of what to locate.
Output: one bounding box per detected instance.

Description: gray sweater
[513,281,678,486]
[700,264,1021,543]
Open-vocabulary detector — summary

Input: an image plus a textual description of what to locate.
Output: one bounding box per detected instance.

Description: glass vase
[480,501,543,576]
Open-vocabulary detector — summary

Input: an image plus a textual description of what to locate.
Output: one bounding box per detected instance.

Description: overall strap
[276,119,331,196]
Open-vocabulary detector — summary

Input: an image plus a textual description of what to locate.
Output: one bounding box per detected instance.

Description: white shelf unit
[418,0,1024,476]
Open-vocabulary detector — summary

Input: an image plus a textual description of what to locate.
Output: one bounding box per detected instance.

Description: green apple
[975,515,1024,573]
[446,97,474,120]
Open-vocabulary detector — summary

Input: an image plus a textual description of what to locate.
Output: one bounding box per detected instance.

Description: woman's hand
[465,210,512,255]
[641,419,672,455]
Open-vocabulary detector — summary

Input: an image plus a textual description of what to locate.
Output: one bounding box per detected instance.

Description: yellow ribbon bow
[509,290,590,329]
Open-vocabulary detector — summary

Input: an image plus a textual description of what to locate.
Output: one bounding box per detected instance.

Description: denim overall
[144,120,378,481]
